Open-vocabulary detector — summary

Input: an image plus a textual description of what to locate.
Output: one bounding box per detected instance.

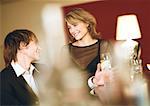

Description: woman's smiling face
[67,20,89,41]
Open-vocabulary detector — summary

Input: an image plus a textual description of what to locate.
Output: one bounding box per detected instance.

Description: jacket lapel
[17,75,38,98]
[8,65,38,98]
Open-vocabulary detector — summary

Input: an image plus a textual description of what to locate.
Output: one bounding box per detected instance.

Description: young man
[0,29,41,105]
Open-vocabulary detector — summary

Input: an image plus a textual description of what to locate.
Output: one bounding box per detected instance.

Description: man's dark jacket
[0,64,39,106]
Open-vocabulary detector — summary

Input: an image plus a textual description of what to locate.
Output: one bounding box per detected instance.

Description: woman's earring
[87,25,91,31]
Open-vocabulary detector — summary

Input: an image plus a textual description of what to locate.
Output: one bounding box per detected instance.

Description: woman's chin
[74,36,82,41]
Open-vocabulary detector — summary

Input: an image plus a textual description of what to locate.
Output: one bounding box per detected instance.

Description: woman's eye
[73,24,77,27]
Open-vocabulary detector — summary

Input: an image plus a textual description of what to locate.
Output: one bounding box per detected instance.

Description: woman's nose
[70,27,76,35]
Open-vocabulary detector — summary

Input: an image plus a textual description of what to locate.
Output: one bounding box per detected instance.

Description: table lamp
[116,14,142,60]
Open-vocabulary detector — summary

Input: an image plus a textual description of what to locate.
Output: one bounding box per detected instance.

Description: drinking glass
[100,53,112,71]
[130,59,143,81]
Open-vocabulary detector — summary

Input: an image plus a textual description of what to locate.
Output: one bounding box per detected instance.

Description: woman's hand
[93,63,113,86]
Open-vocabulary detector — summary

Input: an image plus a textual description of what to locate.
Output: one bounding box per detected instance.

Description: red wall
[63,0,150,73]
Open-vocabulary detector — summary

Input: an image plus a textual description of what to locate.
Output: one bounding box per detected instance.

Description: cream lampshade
[116,14,141,40]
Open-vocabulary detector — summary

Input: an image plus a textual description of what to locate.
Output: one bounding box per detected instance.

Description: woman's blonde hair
[65,8,100,43]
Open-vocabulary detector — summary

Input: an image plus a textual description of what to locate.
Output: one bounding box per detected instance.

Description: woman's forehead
[67,19,83,25]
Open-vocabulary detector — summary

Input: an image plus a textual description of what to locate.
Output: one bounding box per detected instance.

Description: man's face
[23,40,41,62]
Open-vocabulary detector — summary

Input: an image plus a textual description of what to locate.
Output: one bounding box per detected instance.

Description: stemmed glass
[130,59,143,81]
[100,53,112,71]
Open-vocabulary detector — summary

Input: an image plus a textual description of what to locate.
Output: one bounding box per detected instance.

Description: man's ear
[19,42,27,50]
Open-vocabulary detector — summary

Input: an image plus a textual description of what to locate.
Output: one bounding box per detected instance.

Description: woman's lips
[73,31,80,38]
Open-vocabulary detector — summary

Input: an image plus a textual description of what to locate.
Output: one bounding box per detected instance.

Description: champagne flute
[100,53,112,71]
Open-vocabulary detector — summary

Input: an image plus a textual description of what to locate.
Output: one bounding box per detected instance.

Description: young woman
[65,9,144,105]
[65,8,112,78]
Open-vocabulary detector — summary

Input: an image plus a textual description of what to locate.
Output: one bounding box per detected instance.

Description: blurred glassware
[100,53,112,71]
[130,59,143,81]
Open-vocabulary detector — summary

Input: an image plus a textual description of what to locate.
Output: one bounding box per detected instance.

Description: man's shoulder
[0,65,14,77]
